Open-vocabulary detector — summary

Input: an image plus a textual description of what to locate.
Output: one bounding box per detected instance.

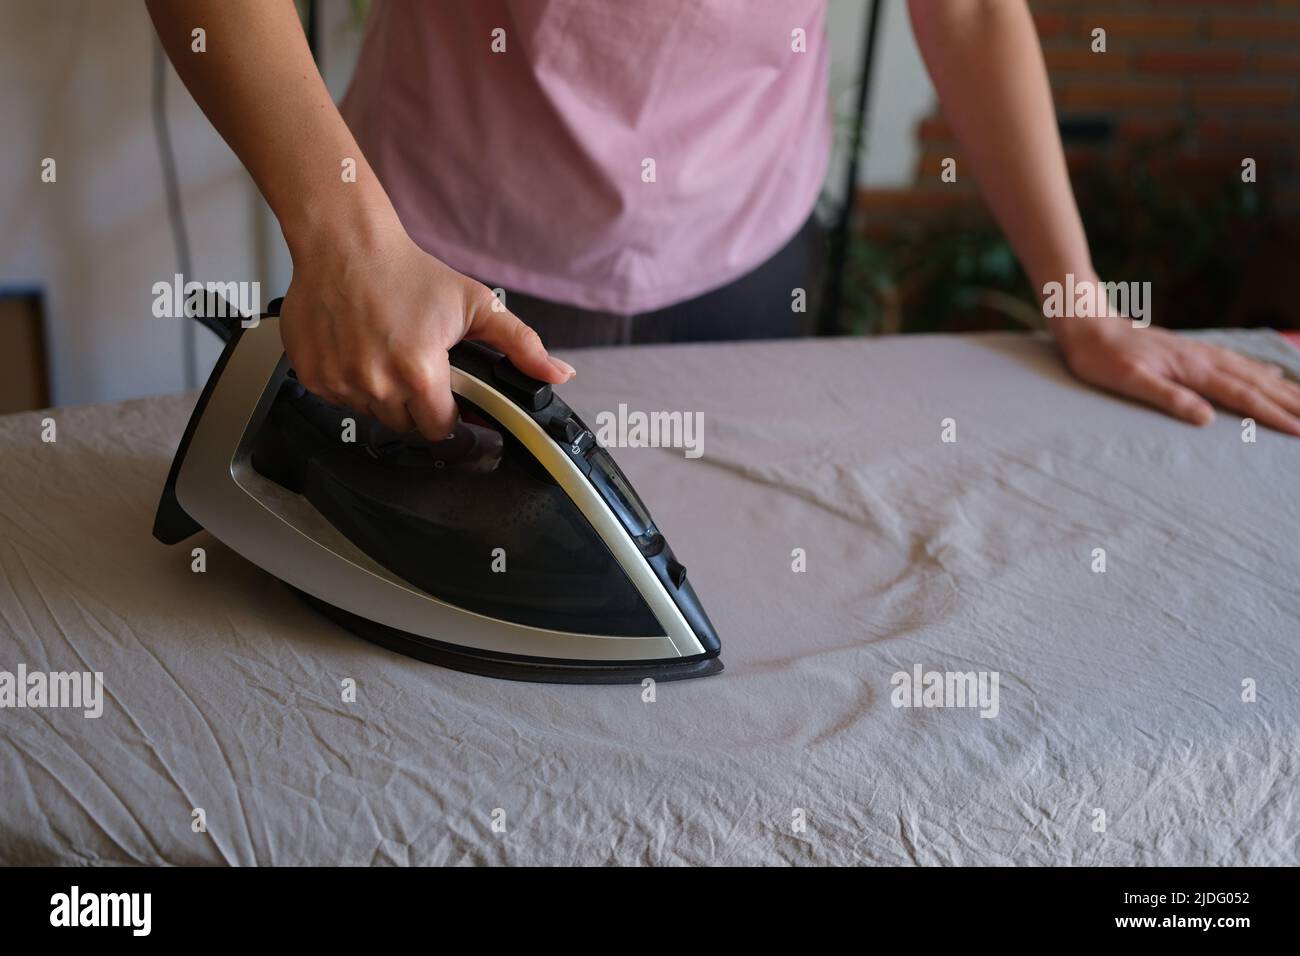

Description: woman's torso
[341,0,831,315]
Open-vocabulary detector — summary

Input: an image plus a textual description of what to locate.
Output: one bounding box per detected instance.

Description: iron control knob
[491,358,553,411]
[548,416,595,456]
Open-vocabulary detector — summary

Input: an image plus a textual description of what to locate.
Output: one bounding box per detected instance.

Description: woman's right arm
[146,0,573,439]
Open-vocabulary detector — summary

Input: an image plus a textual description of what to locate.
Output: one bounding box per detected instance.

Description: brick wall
[851,0,1300,331]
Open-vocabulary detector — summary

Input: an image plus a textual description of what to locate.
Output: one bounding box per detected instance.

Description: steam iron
[153,304,722,683]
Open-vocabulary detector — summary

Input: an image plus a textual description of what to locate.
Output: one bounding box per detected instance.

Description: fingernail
[550,357,576,379]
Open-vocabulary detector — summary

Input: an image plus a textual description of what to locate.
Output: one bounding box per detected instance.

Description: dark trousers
[481,213,825,349]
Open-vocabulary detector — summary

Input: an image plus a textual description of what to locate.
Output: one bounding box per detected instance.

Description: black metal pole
[305,0,322,70]
[822,0,882,335]
[152,38,198,387]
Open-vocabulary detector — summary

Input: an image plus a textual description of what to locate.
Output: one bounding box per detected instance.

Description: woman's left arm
[907,0,1300,435]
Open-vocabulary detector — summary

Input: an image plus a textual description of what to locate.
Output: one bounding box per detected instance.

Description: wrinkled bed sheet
[1,330,1297,866]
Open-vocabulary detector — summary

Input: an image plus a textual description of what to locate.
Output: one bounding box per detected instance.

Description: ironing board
[1,329,1297,865]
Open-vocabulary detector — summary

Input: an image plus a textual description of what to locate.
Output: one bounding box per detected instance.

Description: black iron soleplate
[292,588,723,685]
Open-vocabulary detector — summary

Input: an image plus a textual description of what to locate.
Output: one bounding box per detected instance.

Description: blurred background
[0,0,1296,411]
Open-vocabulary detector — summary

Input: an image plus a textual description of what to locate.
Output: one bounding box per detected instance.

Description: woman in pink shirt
[148,0,1300,440]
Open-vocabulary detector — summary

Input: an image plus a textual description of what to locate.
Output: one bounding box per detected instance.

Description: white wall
[0,0,255,404]
[0,0,930,407]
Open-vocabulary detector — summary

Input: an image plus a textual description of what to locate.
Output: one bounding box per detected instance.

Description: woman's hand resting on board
[1053,307,1300,437]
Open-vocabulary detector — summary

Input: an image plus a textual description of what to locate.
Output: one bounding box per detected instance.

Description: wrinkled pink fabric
[340,0,831,315]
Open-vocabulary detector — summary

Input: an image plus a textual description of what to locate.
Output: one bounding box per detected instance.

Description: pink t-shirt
[340,0,831,315]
